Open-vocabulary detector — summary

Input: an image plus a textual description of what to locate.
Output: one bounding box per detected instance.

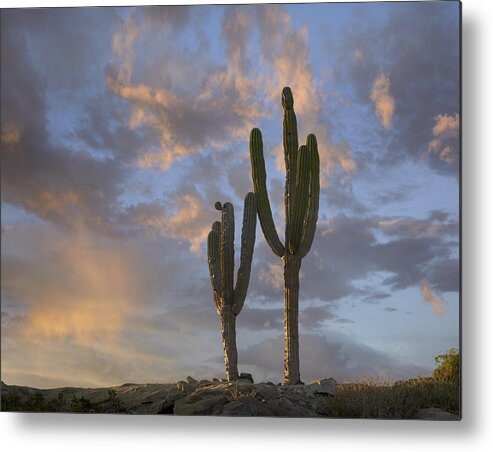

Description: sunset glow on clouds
[1,2,460,388]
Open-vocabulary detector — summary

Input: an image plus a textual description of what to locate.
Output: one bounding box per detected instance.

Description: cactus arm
[212,220,222,237]
[207,229,222,316]
[250,128,285,257]
[288,144,311,255]
[300,134,320,257]
[220,202,235,305]
[232,192,257,316]
[282,87,299,246]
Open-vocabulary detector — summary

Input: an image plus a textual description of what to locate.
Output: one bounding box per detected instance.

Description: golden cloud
[420,279,449,317]
[427,113,459,164]
[370,70,395,129]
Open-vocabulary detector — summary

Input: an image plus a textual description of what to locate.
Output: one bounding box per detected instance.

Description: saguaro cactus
[249,87,320,385]
[207,192,257,381]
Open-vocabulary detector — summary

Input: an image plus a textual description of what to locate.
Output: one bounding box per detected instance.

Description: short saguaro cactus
[207,193,257,381]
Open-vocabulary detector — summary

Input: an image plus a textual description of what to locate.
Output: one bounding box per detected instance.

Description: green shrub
[433,348,460,382]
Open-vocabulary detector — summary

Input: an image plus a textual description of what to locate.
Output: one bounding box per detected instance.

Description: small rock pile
[158,375,337,417]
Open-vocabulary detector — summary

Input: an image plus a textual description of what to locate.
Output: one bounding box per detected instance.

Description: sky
[0,2,460,389]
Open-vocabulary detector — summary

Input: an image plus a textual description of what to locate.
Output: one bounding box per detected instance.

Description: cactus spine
[207,192,257,381]
[250,87,320,385]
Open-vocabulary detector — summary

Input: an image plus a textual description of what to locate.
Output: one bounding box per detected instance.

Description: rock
[198,380,212,386]
[222,398,275,416]
[255,384,279,400]
[414,408,460,421]
[212,378,220,383]
[156,388,187,414]
[266,397,315,417]
[307,378,337,396]
[238,373,254,383]
[174,394,227,416]
[186,376,198,384]
[176,381,191,392]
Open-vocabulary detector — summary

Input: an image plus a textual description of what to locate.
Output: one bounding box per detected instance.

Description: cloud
[333,2,459,175]
[377,211,458,238]
[103,4,356,186]
[1,122,21,146]
[239,333,429,383]
[239,307,283,331]
[420,279,449,317]
[0,19,125,232]
[250,210,458,307]
[105,5,266,171]
[258,262,284,293]
[1,220,222,387]
[127,192,214,253]
[427,113,459,164]
[370,70,395,129]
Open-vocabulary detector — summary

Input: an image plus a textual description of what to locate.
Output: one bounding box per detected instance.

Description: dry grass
[318,376,460,419]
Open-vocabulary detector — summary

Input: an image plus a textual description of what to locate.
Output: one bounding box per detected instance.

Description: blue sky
[1,2,460,388]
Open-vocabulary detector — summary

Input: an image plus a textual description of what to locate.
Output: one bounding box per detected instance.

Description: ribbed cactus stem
[282,87,299,246]
[207,230,222,316]
[221,308,238,381]
[249,87,320,385]
[288,144,311,255]
[250,128,285,257]
[300,134,320,257]
[233,192,257,315]
[207,193,257,381]
[283,253,301,384]
[221,202,235,304]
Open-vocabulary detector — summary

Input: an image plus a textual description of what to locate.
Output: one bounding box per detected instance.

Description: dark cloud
[374,184,420,206]
[239,307,283,331]
[1,16,126,232]
[362,291,392,304]
[334,2,460,175]
[73,91,158,163]
[250,212,458,306]
[377,211,458,239]
[1,8,120,91]
[428,257,460,293]
[300,305,338,329]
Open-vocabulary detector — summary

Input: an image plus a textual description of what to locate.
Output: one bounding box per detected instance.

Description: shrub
[433,348,460,382]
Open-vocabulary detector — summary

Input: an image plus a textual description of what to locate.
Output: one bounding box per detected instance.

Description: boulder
[306,378,337,396]
[186,376,198,384]
[238,373,254,383]
[414,408,460,421]
[255,384,279,400]
[176,381,191,392]
[222,398,274,417]
[173,394,227,416]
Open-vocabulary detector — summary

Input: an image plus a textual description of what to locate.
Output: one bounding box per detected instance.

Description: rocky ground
[0,374,460,419]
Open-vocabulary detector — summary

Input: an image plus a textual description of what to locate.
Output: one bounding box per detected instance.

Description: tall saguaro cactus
[250,87,320,385]
[207,192,257,381]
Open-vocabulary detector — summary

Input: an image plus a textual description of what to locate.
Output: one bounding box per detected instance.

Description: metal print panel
[0,1,461,419]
